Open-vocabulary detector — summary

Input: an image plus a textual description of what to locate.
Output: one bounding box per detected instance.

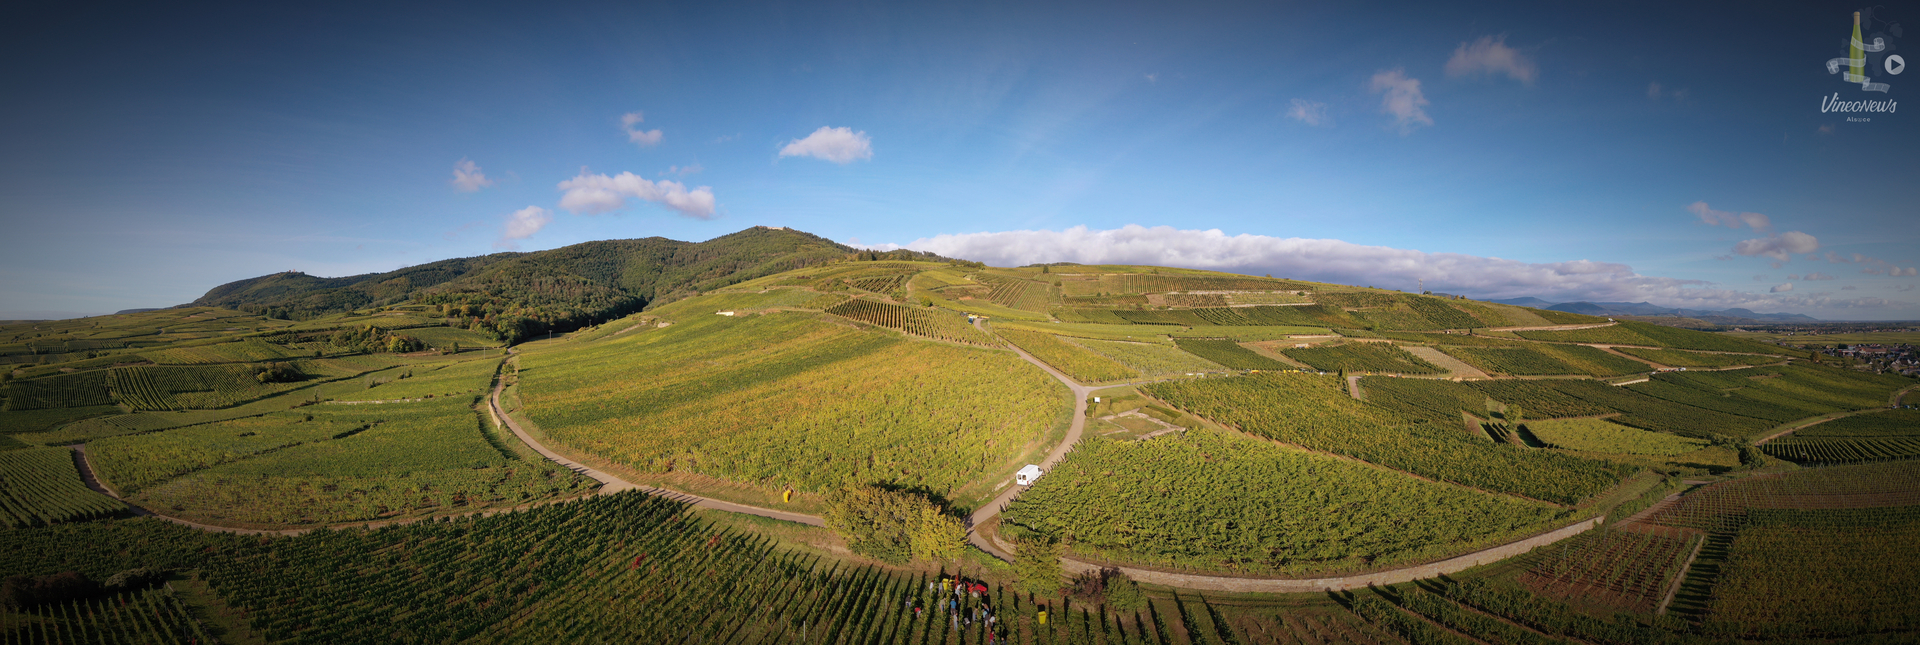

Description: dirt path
[1752,384,1919,446]
[966,319,1095,559]
[1485,322,1618,332]
[1053,517,1602,593]
[1346,374,1365,400]
[1401,346,1489,379]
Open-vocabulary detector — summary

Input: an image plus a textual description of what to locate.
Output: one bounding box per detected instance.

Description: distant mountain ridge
[1489,298,1819,323]
[188,226,951,342]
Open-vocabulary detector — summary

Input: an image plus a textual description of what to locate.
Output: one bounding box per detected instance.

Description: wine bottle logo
[1828,11,1892,92]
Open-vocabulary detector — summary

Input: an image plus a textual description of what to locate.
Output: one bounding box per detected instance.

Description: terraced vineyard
[1614,347,1775,368]
[1762,408,1920,464]
[2,370,113,411]
[1282,342,1443,374]
[1703,507,1920,640]
[1070,337,1223,376]
[1441,344,1648,377]
[1644,461,1920,533]
[1171,338,1293,370]
[1517,525,1701,612]
[185,491,1138,645]
[142,338,305,365]
[107,366,177,411]
[996,328,1139,383]
[824,298,1000,345]
[121,397,590,526]
[1147,373,1635,504]
[0,587,215,643]
[1002,425,1566,574]
[520,312,1068,503]
[1526,418,1709,456]
[974,273,1054,311]
[0,447,125,528]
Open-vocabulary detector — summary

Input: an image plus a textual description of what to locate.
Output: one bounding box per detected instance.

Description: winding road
[65,323,1635,592]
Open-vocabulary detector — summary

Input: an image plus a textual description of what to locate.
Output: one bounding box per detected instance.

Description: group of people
[907,576,1003,642]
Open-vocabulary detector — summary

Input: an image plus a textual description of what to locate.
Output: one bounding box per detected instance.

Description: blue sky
[2,0,1915,319]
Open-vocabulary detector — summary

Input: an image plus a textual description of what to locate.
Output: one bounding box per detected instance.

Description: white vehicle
[1016,464,1043,486]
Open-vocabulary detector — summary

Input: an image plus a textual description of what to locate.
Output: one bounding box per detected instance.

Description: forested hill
[189,226,944,342]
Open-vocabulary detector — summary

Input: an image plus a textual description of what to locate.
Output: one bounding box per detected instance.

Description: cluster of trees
[326,326,427,353]
[1,568,165,610]
[820,485,965,564]
[250,362,303,383]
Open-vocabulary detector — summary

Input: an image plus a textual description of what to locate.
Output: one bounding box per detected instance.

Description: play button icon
[1889,55,1906,75]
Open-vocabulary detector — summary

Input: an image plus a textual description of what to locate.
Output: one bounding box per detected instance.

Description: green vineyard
[0,448,125,528]
[0,587,215,644]
[1281,342,1443,374]
[1169,338,1292,370]
[995,329,1139,383]
[824,299,1000,346]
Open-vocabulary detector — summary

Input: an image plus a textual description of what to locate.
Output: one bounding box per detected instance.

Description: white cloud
[1647,82,1662,99]
[622,112,663,147]
[1286,99,1332,127]
[1901,267,1920,277]
[1369,69,1432,134]
[779,126,873,164]
[556,170,716,219]
[494,206,551,250]
[1687,202,1771,232]
[1733,231,1820,262]
[1445,36,1538,84]
[450,158,494,192]
[665,163,703,177]
[1804,272,1836,281]
[861,225,1897,311]
[1771,283,1794,293]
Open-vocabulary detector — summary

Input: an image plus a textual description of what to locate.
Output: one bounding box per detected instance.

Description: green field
[1525,418,1708,456]
[1002,426,1567,575]
[1147,373,1636,504]
[518,310,1070,507]
[125,397,590,526]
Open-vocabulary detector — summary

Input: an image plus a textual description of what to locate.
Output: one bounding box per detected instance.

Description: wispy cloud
[1286,99,1332,127]
[779,126,873,164]
[556,169,716,218]
[622,112,663,147]
[1804,272,1836,281]
[1733,231,1819,262]
[1771,283,1794,293]
[1647,82,1662,99]
[1445,36,1537,84]
[1369,69,1432,134]
[1687,201,1771,232]
[450,158,494,192]
[494,206,551,250]
[664,163,703,177]
[859,225,1900,311]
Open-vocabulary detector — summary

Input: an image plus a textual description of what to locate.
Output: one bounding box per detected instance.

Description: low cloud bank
[863,225,1900,312]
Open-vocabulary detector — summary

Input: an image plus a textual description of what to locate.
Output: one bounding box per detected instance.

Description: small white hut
[1016,464,1044,486]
